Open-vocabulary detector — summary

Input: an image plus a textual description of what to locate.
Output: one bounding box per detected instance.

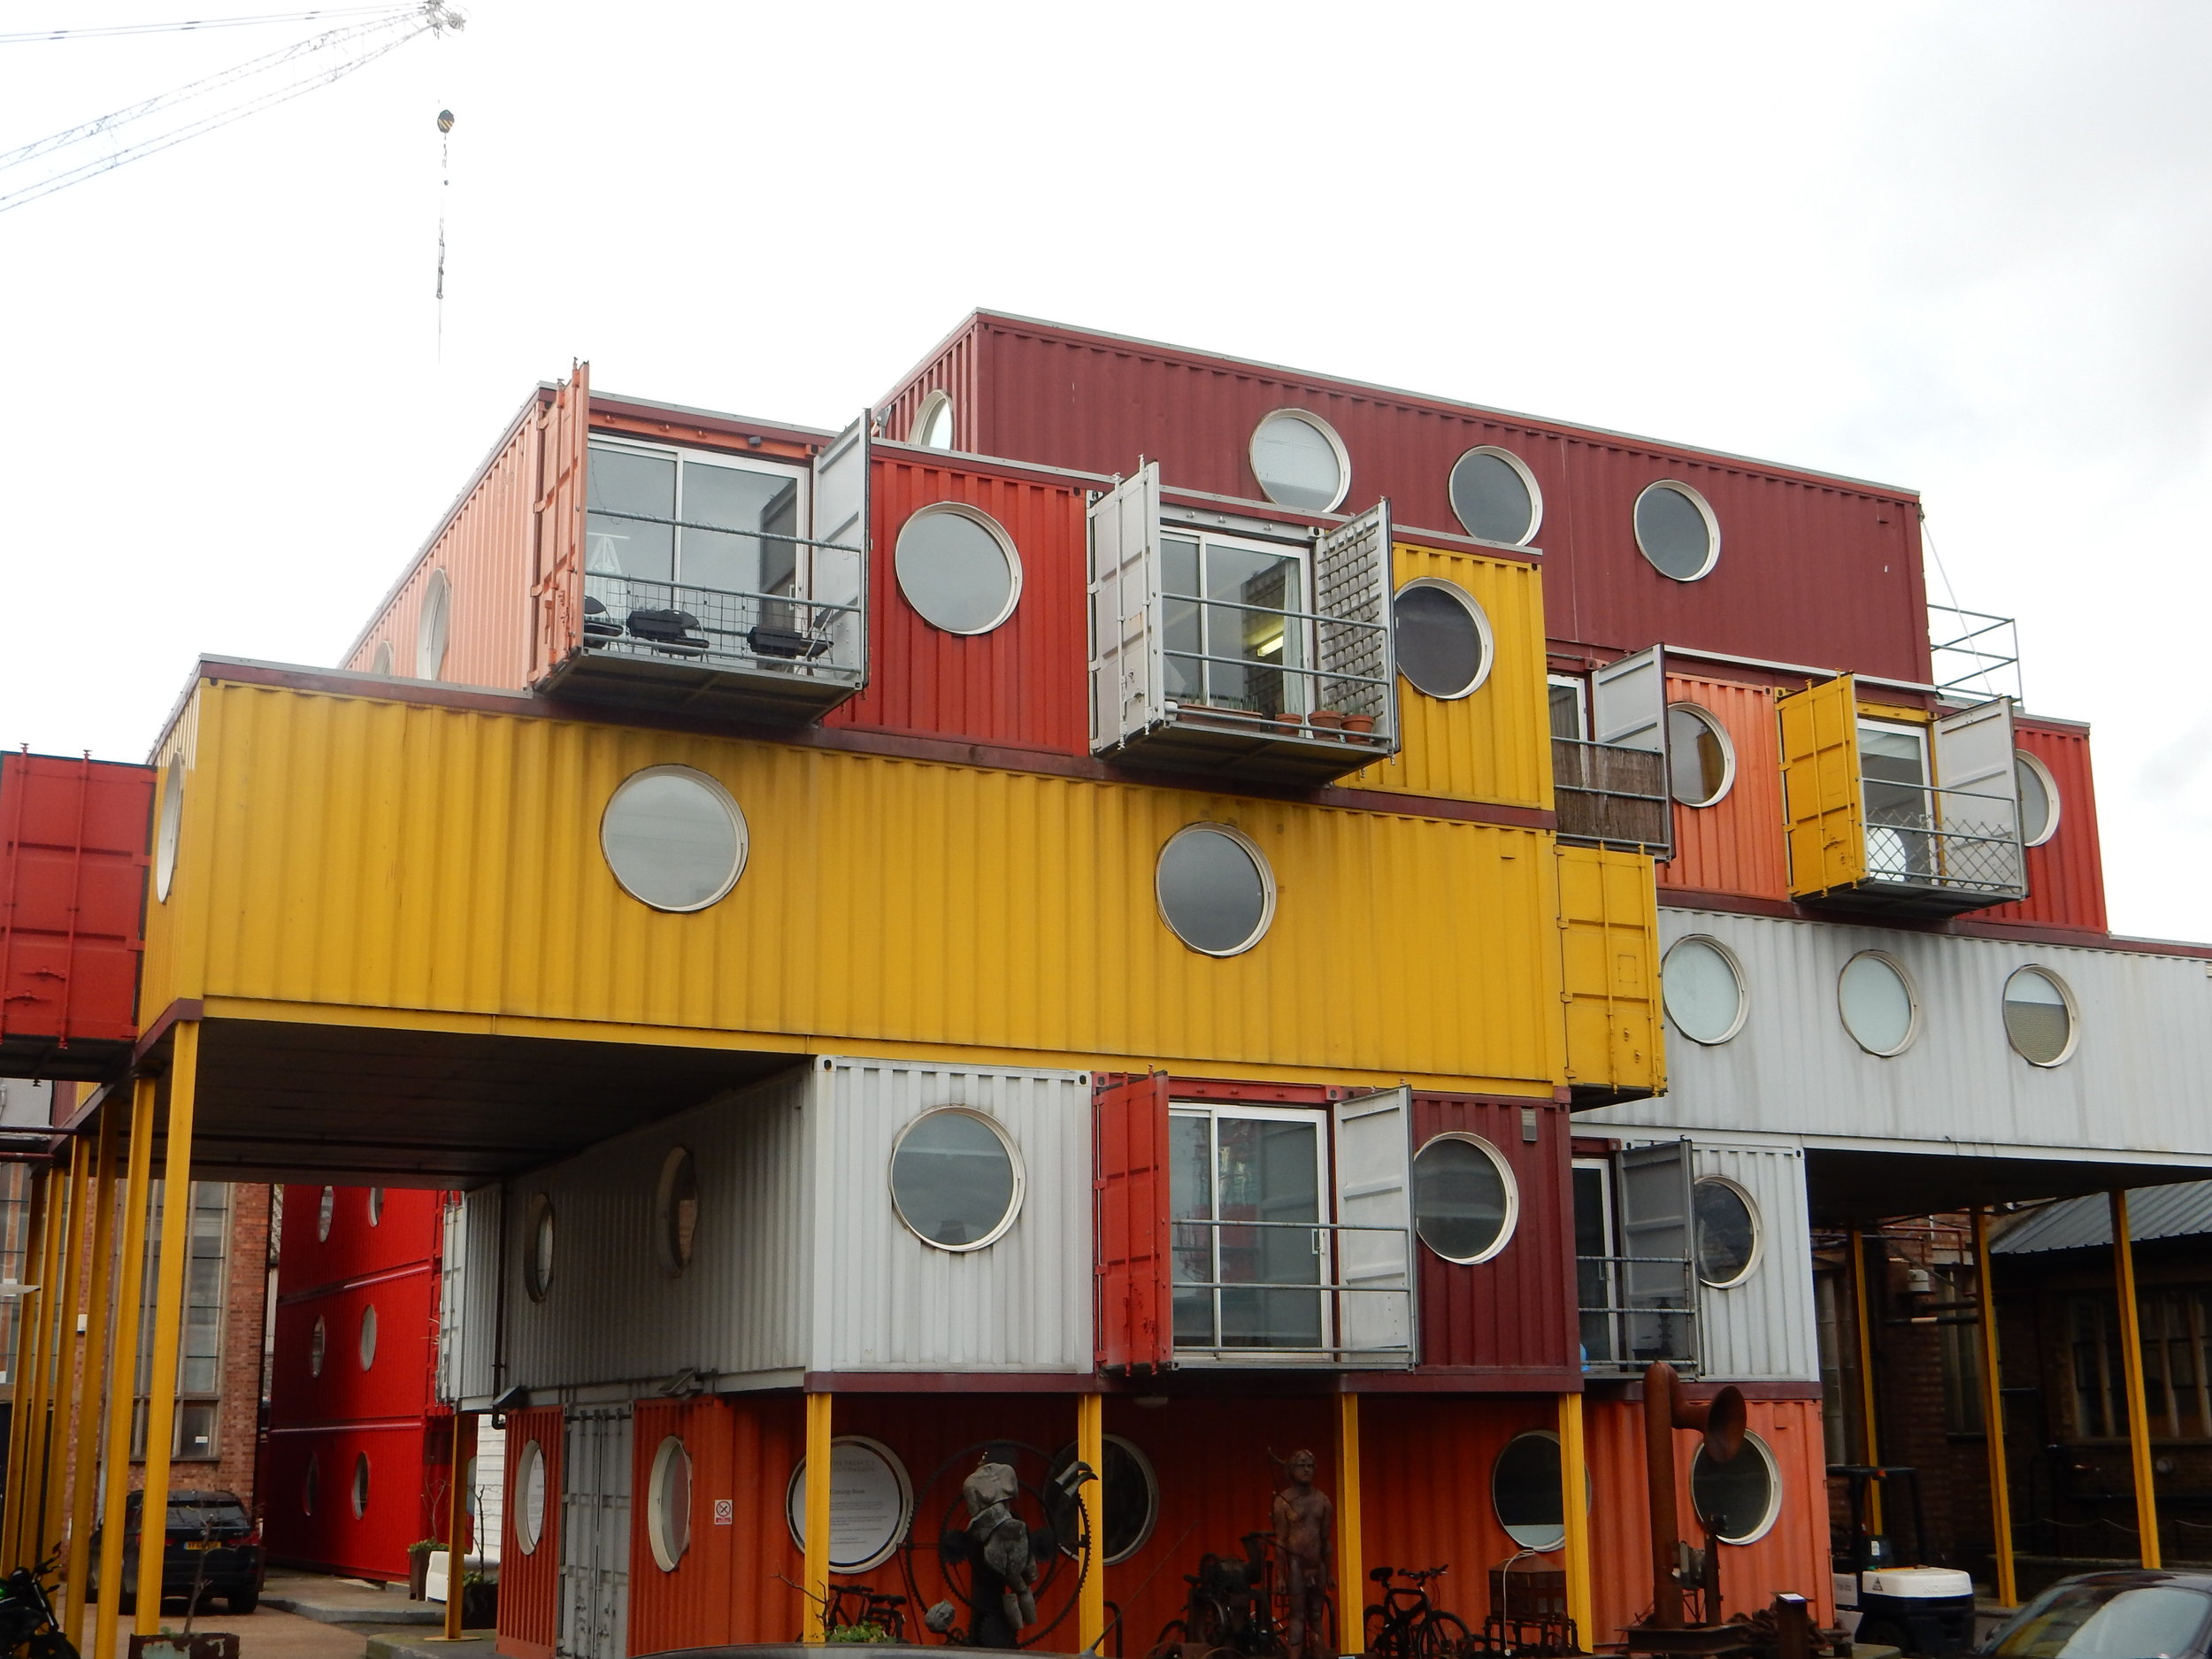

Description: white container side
[1591,910,2212,1164]
[811,1056,1092,1374]
[498,1065,814,1396]
[472,1417,505,1564]
[454,1185,503,1405]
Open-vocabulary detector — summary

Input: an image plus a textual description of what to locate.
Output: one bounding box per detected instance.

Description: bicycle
[0,1550,78,1659]
[787,1577,909,1643]
[1363,1564,1470,1659]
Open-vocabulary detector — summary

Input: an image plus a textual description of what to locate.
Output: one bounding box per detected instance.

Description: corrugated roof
[1993,1182,2212,1255]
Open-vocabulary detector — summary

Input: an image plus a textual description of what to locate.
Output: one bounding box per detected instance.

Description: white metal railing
[1929,604,2022,703]
[1578,1252,1700,1374]
[581,565,863,680]
[1171,1217,1414,1365]
[1861,780,2024,896]
[1161,588,1394,742]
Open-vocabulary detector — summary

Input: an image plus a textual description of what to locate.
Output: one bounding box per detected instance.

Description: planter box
[128,1635,241,1659]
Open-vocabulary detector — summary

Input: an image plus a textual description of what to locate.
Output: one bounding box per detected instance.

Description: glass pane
[1839,955,1915,1054]
[1450,451,1534,544]
[1861,725,1934,877]
[1573,1166,1615,1364]
[1163,535,1203,703]
[889,1110,1018,1248]
[1635,485,1713,579]
[1690,1440,1773,1542]
[665,1151,699,1271]
[1394,585,1486,699]
[2017,755,2055,844]
[1157,830,1270,955]
[1988,1581,2212,1659]
[895,510,1017,634]
[915,397,954,450]
[1203,543,1299,715]
[1491,1432,1564,1549]
[1411,1138,1509,1262]
[1667,706,1730,805]
[1170,1115,1215,1346]
[1214,1116,1321,1348]
[601,770,743,911]
[1694,1180,1757,1286]
[2004,970,2073,1064]
[1549,681,1585,741]
[1663,940,1743,1044]
[587,446,676,581]
[679,462,800,595]
[177,1402,217,1459]
[1250,414,1343,511]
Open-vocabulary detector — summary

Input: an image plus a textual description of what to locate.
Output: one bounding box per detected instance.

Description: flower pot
[1308,710,1345,730]
[1341,714,1376,734]
[462,1578,500,1630]
[1272,711,1302,729]
[129,1636,240,1659]
[408,1551,434,1601]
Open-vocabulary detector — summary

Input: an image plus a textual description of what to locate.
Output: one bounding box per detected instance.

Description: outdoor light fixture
[488,1383,529,1428]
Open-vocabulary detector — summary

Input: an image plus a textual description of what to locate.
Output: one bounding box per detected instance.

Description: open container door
[1333,1089,1414,1362]
[1587,644,1673,856]
[1932,695,2025,900]
[1778,673,1867,897]
[1315,500,1398,748]
[1094,1070,1173,1373]
[1087,464,1165,753]
[1616,1138,1697,1371]
[810,413,872,682]
[531,362,590,683]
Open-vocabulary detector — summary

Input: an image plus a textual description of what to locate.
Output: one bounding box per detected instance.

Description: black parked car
[86,1490,263,1615]
[1981,1571,2212,1659]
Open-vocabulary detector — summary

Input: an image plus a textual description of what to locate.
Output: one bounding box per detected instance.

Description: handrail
[1174,1217,1415,1363]
[586,504,864,556]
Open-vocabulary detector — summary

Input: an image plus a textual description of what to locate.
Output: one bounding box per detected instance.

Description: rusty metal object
[1641,1362,1747,1631]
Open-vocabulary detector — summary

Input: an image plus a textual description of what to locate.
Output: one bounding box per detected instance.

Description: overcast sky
[4,1,2208,938]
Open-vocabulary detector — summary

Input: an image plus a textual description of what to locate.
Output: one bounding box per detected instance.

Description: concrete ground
[162,1607,388,1659]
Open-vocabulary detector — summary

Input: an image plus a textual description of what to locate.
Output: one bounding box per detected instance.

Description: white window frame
[910,389,955,450]
[1666,702,1737,808]
[1169,1102,1335,1357]
[886,1106,1025,1254]
[1160,523,1315,718]
[2016,749,2062,847]
[1661,934,1749,1047]
[1156,823,1279,957]
[1392,578,1495,701]
[2002,964,2080,1068]
[598,764,749,914]
[894,503,1025,635]
[1248,409,1350,513]
[1632,480,1722,582]
[1690,1430,1783,1544]
[1409,1132,1519,1265]
[1548,673,1588,741]
[1835,949,1920,1058]
[585,434,812,591]
[1691,1174,1763,1290]
[1448,445,1544,547]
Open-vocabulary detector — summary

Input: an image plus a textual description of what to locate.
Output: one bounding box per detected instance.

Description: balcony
[1171,1217,1415,1368]
[1578,1250,1700,1376]
[1552,738,1670,851]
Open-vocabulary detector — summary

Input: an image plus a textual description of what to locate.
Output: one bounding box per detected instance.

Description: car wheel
[227,1587,260,1616]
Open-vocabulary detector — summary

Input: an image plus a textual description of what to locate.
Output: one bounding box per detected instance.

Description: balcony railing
[1578,1251,1699,1375]
[582,570,863,682]
[1859,781,2024,902]
[1929,604,2022,703]
[1552,739,1671,853]
[1171,1217,1415,1367]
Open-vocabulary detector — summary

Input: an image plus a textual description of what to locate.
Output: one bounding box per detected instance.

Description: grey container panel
[1686,1139,1816,1383]
[812,1057,1092,1374]
[454,1185,503,1404]
[1593,910,2212,1162]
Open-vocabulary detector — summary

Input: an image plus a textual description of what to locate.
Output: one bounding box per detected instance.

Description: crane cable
[0,1,462,215]
[0,7,417,45]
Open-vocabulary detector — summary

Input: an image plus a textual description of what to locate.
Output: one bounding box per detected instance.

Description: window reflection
[1162,532,1305,718]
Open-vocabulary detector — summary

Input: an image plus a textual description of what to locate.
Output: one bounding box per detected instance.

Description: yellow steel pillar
[23,1156,69,1567]
[2,1169,52,1569]
[1076,1393,1105,1654]
[1848,1228,1884,1533]
[2110,1190,2161,1569]
[442,1411,472,1638]
[42,1134,93,1578]
[1973,1210,2016,1609]
[93,1079,157,1659]
[134,1025,201,1638]
[1334,1393,1362,1656]
[803,1391,833,1643]
[1556,1392,1594,1649]
[64,1107,120,1645]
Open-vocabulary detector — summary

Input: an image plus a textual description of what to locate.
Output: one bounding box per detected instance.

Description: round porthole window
[1667,703,1735,807]
[1492,1431,1571,1551]
[785,1436,915,1573]
[367,1187,385,1226]
[1449,447,1541,546]
[1156,825,1276,957]
[525,1194,556,1302]
[648,1435,693,1572]
[1410,1133,1517,1264]
[911,391,955,450]
[1662,936,1747,1046]
[156,757,184,902]
[303,1455,320,1516]
[657,1147,700,1277]
[2003,965,2077,1066]
[2016,751,2061,847]
[601,766,748,913]
[889,1108,1022,1251]
[309,1315,326,1378]
[895,504,1022,635]
[516,1439,548,1554]
[417,570,451,680]
[351,1452,372,1520]
[1249,410,1349,512]
[317,1186,335,1242]
[369,641,394,677]
[1394,580,1494,700]
[1693,1176,1761,1288]
[1048,1434,1160,1565]
[1838,951,1918,1057]
[1690,1432,1781,1544]
[358,1303,379,1371]
[1633,481,1720,581]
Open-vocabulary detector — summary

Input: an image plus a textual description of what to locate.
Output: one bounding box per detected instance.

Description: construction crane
[0,1,464,216]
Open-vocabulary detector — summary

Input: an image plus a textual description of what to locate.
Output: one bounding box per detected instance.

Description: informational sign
[785,1435,914,1572]
[713,1498,734,1526]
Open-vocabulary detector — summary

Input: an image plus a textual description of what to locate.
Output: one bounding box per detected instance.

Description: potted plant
[408,1539,443,1602]
[127,1518,241,1659]
[461,1571,499,1631]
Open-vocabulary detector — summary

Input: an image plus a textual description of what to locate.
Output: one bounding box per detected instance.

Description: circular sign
[784,1435,914,1572]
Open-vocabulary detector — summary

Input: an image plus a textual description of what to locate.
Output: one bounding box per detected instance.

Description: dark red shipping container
[1977,717,2107,934]
[0,750,151,1077]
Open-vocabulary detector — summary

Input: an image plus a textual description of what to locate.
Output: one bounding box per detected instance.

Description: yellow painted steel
[1778,674,1867,897]
[442,1413,470,1640]
[134,1022,201,1638]
[1553,844,1664,1098]
[1333,1392,1362,1648]
[42,1136,90,1580]
[803,1393,833,1644]
[94,1079,157,1659]
[1848,1230,1883,1534]
[2110,1191,2162,1568]
[64,1107,119,1645]
[142,680,1570,1093]
[1855,702,1932,725]
[1349,545,1551,809]
[1974,1210,2017,1609]
[24,1156,67,1569]
[2,1170,50,1569]
[1555,1393,1594,1649]
[1076,1394,1105,1654]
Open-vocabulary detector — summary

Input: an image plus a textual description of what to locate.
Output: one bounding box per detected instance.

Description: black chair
[746,625,832,661]
[581,595,622,643]
[626,607,709,657]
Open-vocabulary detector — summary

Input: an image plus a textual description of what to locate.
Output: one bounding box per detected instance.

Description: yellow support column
[803,1391,833,1644]
[2110,1190,2161,1569]
[442,1412,471,1639]
[1556,1393,1594,1649]
[94,1079,157,1659]
[42,1135,93,1578]
[1848,1228,1884,1534]
[23,1157,69,1567]
[134,1024,201,1638]
[2,1170,51,1569]
[1334,1394,1362,1658]
[1973,1210,2017,1609]
[1076,1393,1105,1655]
[65,1108,120,1646]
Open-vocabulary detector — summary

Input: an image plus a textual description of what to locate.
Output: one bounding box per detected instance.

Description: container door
[1616,1140,1696,1371]
[1590,645,1673,857]
[1778,673,1866,897]
[532,362,590,682]
[1332,1089,1414,1360]
[1094,1071,1173,1372]
[558,1406,632,1659]
[810,414,871,677]
[1316,501,1398,746]
[1932,696,2024,897]
[1087,464,1165,752]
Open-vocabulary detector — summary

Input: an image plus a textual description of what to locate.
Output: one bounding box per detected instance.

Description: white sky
[4,2,2208,939]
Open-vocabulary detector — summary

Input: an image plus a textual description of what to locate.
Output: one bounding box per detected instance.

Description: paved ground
[263,1572,442,1626]
[118,1607,386,1659]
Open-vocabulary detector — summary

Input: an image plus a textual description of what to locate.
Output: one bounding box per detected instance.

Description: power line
[0,7,413,45]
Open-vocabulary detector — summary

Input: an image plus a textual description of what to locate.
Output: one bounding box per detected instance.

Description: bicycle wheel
[1413,1610,1471,1659]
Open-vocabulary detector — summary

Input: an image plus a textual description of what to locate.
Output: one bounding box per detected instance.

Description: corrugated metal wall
[0,752,150,1050]
[1410,1097,1577,1377]
[1980,719,2107,933]
[262,1420,437,1581]
[1348,546,1550,809]
[457,1185,502,1403]
[498,1404,565,1659]
[144,680,1565,1094]
[879,326,982,453]
[813,1059,1091,1374]
[825,454,1092,756]
[278,1184,442,1292]
[1555,846,1665,1099]
[1658,673,1789,901]
[1592,910,2212,1160]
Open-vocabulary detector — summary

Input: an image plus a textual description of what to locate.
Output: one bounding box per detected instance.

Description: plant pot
[1341,714,1376,734]
[1308,710,1345,730]
[129,1636,240,1659]
[1272,710,1302,728]
[408,1552,434,1601]
[462,1579,500,1630]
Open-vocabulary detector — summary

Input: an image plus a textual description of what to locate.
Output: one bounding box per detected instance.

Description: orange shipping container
[1657,672,1790,903]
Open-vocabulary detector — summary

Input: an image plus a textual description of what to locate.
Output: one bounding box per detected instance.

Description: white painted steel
[1594,645,1668,756]
[473,1417,506,1565]
[558,1406,632,1659]
[453,1185,502,1405]
[1088,464,1165,749]
[1591,910,2212,1164]
[1333,1089,1413,1355]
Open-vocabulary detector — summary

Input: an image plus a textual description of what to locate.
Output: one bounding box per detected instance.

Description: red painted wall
[1977,719,2107,934]
[497,1405,565,1659]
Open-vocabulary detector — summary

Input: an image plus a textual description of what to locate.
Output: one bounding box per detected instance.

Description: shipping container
[275,1183,442,1297]
[1554,845,1665,1103]
[1656,672,1790,902]
[1977,716,2107,934]
[261,1418,443,1584]
[880,314,1931,683]
[499,1403,565,1659]
[0,749,152,1077]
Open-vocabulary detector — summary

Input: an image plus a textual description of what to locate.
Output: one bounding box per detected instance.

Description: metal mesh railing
[1162,592,1393,746]
[1171,1217,1414,1363]
[1863,782,2024,896]
[1578,1252,1700,1373]
[582,569,863,681]
[1552,739,1670,850]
